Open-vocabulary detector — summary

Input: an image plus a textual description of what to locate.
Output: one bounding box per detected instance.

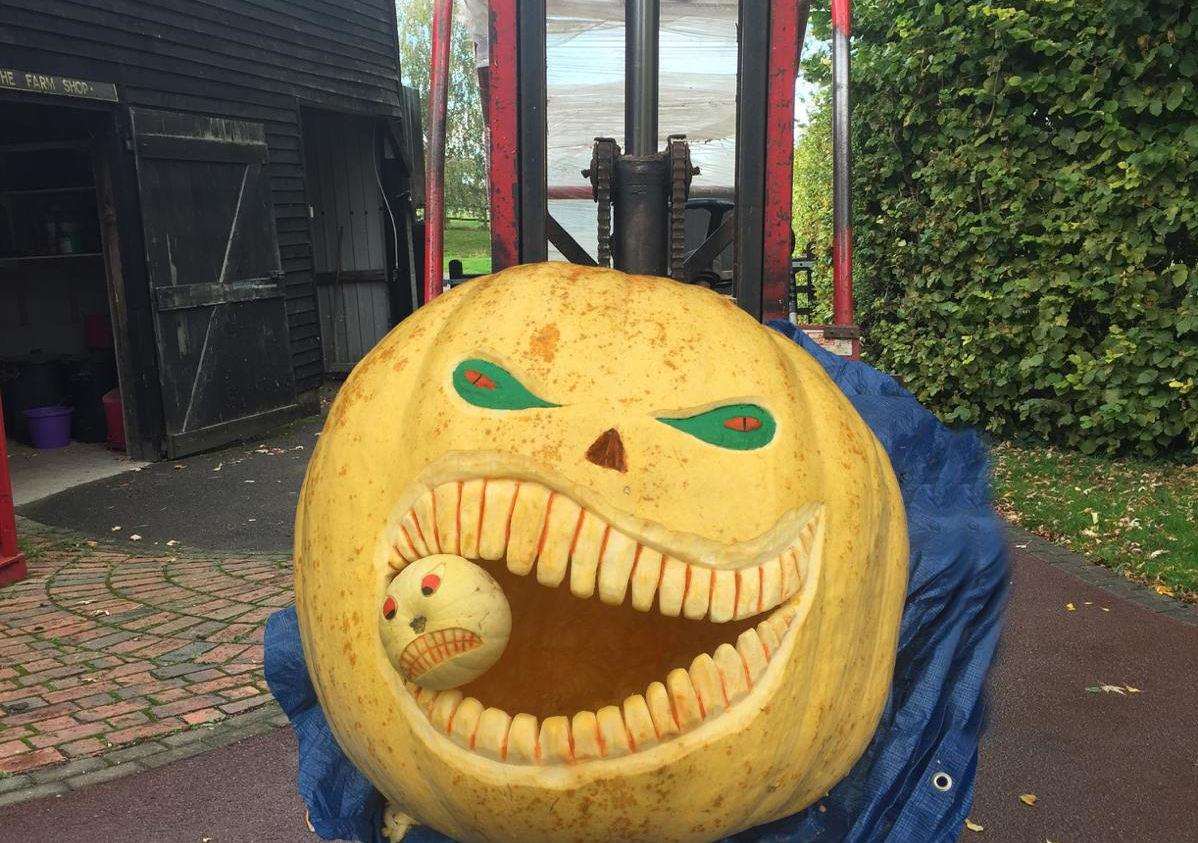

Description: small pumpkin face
[295,264,907,842]
[379,555,512,690]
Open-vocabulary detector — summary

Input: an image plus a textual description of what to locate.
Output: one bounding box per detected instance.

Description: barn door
[302,111,393,374]
[131,108,298,458]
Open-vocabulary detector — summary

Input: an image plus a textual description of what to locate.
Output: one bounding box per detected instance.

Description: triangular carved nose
[585,428,627,473]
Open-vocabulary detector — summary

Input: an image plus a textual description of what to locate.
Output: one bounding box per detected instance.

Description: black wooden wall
[0,0,406,392]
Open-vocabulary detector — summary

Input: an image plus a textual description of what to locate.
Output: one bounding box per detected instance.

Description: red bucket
[102,389,125,451]
[23,406,73,450]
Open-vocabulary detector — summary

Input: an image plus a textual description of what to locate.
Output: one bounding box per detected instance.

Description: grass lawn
[444,220,492,276]
[991,441,1198,602]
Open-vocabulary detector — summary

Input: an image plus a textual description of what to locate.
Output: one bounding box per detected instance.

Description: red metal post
[0,394,27,588]
[487,0,520,270]
[762,1,804,322]
[830,0,855,331]
[423,0,454,303]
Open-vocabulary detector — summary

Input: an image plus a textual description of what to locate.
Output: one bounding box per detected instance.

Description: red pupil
[382,596,397,618]
[421,574,441,595]
[724,415,763,432]
[465,370,496,390]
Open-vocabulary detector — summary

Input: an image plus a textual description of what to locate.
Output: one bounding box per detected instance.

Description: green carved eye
[452,359,558,410]
[659,403,776,450]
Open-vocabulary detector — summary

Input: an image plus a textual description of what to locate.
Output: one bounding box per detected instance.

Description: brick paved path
[0,521,291,782]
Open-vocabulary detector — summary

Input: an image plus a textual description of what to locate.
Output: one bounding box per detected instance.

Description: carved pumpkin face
[295,263,907,842]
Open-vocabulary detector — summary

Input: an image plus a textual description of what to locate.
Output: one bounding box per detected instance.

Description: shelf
[0,186,96,197]
[0,252,103,264]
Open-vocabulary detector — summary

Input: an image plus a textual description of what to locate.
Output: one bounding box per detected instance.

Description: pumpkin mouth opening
[384,477,824,764]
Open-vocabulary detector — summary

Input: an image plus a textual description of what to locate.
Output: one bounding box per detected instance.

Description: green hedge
[816,0,1197,457]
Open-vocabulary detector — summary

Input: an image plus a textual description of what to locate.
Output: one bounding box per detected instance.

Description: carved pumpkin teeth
[472,707,512,761]
[448,697,485,749]
[390,478,822,623]
[538,716,573,763]
[505,713,539,764]
[404,603,804,766]
[390,476,821,765]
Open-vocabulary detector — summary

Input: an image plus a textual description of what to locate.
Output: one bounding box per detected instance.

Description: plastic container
[102,389,125,451]
[23,406,73,450]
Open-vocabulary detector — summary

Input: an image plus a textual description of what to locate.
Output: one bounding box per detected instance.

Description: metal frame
[423,0,453,302]
[762,1,808,323]
[487,0,520,271]
[0,393,26,588]
[475,0,851,340]
[831,0,857,341]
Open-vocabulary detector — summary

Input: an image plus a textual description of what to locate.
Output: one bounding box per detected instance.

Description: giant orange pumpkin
[295,263,908,842]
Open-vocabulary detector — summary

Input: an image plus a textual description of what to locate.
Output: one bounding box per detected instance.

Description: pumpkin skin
[379,555,512,690]
[295,263,908,842]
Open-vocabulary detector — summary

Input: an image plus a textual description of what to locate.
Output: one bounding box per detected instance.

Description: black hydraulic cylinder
[625,0,660,155]
[612,154,669,277]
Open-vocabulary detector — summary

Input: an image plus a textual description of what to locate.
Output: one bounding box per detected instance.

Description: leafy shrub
[803,0,1198,457]
[791,92,835,324]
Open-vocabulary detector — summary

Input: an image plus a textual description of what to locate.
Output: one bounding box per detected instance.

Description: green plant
[791,91,835,324]
[808,0,1198,457]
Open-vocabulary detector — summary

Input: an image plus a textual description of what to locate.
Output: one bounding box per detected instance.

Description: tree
[397,0,489,218]
[799,0,1197,457]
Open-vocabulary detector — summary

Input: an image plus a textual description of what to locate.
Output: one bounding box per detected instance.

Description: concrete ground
[18,416,319,553]
[6,439,146,506]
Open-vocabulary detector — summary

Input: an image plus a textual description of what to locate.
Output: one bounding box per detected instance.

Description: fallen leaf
[1125,685,1142,693]
[1101,607,1110,612]
[84,540,98,548]
[110,525,122,532]
[166,539,179,547]
[130,534,142,541]
[1065,602,1076,611]
[213,462,223,472]
[964,818,985,832]
[173,464,185,470]
[1019,793,1037,806]
[1154,584,1174,596]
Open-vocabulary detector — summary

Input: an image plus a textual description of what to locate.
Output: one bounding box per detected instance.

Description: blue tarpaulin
[265,324,1009,842]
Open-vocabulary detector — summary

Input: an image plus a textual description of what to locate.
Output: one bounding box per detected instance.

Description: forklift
[423,0,858,357]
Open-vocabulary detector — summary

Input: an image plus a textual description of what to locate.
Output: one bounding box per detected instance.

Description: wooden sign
[0,68,118,103]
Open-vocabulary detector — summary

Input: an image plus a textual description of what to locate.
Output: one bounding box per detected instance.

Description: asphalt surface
[2,547,1195,841]
[0,728,309,842]
[18,416,321,554]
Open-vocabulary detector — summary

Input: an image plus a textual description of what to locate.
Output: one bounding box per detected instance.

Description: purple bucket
[24,405,73,450]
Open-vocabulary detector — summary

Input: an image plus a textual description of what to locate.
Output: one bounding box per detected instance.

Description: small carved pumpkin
[379,554,512,690]
[295,263,908,842]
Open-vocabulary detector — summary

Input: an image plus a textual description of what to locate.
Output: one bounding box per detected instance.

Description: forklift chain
[667,134,697,280]
[583,138,619,268]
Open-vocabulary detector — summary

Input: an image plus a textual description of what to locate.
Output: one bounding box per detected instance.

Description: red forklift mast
[424,0,859,358]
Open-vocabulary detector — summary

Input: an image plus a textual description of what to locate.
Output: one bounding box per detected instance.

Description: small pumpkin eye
[659,403,776,450]
[723,415,763,432]
[382,595,397,619]
[465,369,496,390]
[453,359,558,410]
[421,574,441,596]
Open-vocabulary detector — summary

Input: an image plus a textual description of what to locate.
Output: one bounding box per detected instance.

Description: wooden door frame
[95,106,167,460]
[299,106,395,374]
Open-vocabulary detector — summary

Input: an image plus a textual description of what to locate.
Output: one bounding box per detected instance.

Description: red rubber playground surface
[1,529,1195,841]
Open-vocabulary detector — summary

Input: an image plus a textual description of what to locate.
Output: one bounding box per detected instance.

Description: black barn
[0,1,423,460]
